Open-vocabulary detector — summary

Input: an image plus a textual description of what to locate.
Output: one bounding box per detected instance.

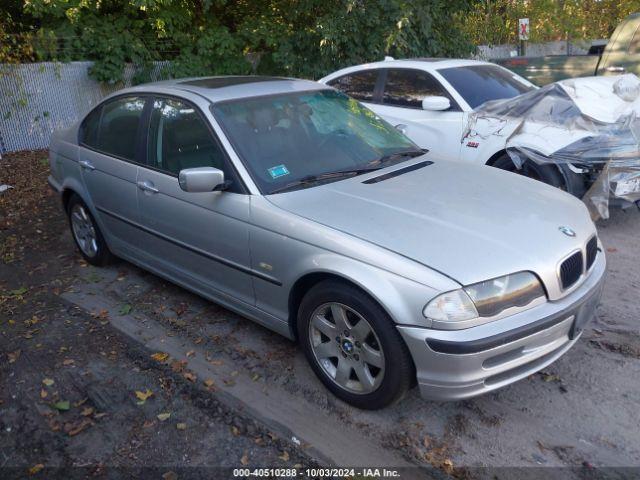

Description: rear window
[80,96,146,161]
[439,65,536,109]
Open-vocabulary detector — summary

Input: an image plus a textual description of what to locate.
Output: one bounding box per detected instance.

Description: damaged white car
[321,59,640,218]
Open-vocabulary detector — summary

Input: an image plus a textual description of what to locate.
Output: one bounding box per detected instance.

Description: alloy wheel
[70,203,98,258]
[308,302,385,394]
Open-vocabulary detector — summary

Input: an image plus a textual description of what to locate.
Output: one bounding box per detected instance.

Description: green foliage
[4,0,475,83]
[459,0,640,45]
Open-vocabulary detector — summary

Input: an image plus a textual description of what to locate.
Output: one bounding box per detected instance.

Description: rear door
[135,95,254,305]
[373,68,464,158]
[77,96,147,256]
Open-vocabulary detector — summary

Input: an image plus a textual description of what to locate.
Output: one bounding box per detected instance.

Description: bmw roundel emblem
[558,226,576,237]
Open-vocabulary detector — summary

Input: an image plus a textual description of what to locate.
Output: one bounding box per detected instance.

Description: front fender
[288,254,444,329]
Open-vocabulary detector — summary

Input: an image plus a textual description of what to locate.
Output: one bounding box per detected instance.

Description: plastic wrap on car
[462,74,640,219]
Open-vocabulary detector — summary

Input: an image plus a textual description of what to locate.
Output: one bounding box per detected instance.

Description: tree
[4,0,474,83]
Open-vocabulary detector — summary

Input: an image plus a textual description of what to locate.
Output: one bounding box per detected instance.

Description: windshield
[439,65,536,109]
[211,89,420,194]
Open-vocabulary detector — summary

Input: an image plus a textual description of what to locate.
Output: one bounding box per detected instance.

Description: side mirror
[422,96,451,111]
[178,167,225,193]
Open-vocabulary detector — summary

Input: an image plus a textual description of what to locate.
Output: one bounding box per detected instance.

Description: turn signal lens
[423,289,478,323]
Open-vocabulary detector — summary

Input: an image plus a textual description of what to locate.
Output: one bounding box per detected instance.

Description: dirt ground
[1,150,639,478]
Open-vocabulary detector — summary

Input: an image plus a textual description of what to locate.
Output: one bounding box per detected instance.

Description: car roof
[113,75,328,103]
[319,58,496,81]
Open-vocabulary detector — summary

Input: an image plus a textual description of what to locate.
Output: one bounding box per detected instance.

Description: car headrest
[247,108,278,132]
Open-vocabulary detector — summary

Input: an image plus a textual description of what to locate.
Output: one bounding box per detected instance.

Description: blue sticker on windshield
[268,164,290,179]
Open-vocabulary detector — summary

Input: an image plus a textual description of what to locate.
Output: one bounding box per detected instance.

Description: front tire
[492,153,564,188]
[297,280,414,409]
[67,194,113,266]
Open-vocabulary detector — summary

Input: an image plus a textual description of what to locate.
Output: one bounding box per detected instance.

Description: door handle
[79,160,95,171]
[605,65,626,73]
[137,180,159,194]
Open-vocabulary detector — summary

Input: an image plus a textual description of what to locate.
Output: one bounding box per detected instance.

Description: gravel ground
[0,151,318,479]
[1,150,639,478]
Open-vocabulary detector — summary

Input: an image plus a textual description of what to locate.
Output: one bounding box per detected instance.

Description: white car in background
[319,59,591,198]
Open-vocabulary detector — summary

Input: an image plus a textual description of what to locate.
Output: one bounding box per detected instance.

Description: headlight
[423,272,546,329]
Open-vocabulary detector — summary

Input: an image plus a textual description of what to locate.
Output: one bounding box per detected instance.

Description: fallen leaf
[143,420,156,428]
[194,337,203,344]
[171,360,187,373]
[81,407,94,417]
[279,451,290,462]
[40,389,48,399]
[251,373,260,381]
[28,463,44,475]
[8,350,21,363]
[209,359,223,366]
[151,352,169,362]
[174,302,188,316]
[231,426,240,436]
[541,372,560,383]
[135,389,154,403]
[118,304,132,315]
[176,422,187,430]
[186,350,195,358]
[51,400,70,411]
[62,359,75,366]
[442,458,454,473]
[64,418,92,436]
[183,372,196,382]
[157,412,171,422]
[9,286,28,296]
[204,379,215,388]
[240,451,249,465]
[42,378,54,387]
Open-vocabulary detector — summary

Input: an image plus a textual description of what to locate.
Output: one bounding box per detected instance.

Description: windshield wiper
[268,166,382,194]
[368,149,425,168]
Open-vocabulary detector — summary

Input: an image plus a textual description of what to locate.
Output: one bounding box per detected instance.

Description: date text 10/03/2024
[232,468,402,478]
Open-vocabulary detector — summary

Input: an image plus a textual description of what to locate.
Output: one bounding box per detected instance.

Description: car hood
[267,157,596,294]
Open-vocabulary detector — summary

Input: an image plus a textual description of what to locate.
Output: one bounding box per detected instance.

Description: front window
[439,65,536,109]
[382,68,455,109]
[212,90,420,194]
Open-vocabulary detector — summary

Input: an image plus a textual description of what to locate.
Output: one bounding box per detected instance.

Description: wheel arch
[288,272,371,341]
[285,260,438,341]
[485,149,509,166]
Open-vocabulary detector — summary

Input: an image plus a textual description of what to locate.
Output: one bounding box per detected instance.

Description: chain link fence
[0,61,166,154]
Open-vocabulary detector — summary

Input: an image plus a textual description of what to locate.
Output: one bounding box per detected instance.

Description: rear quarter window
[79,107,102,148]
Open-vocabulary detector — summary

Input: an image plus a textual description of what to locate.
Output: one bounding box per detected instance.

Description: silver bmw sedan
[48,76,606,409]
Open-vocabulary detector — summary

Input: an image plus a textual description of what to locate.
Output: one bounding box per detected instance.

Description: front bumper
[398,251,606,401]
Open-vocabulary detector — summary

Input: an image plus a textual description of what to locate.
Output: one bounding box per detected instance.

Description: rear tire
[297,280,414,409]
[67,194,113,266]
[491,153,586,197]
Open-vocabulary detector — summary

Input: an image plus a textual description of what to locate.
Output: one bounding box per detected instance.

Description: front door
[135,96,254,306]
[371,68,464,159]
